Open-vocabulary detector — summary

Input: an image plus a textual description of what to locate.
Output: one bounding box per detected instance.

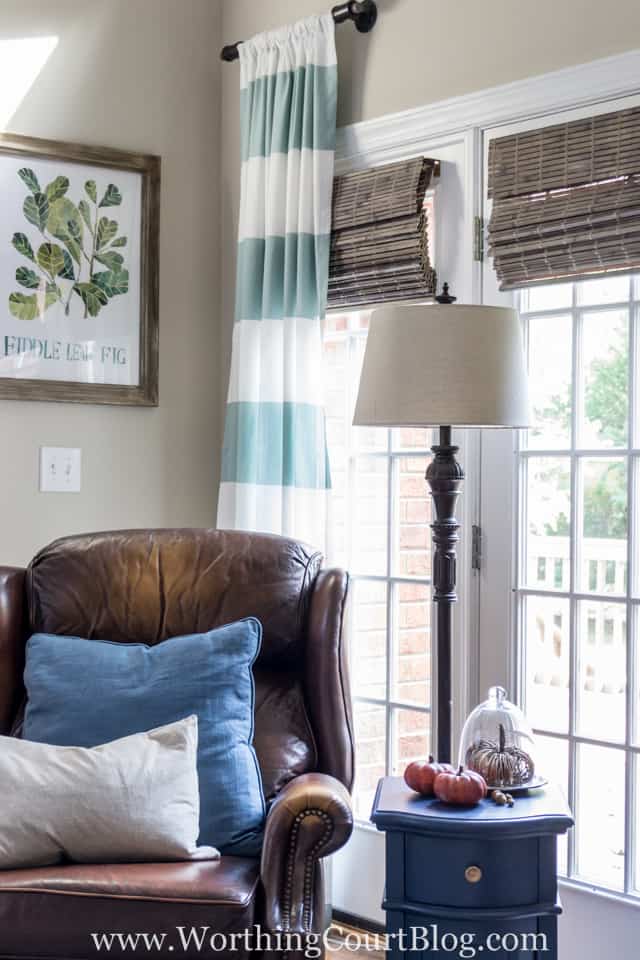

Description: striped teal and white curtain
[217,14,337,549]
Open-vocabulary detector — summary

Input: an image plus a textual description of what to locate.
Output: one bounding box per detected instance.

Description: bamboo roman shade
[327,156,437,309]
[488,106,640,289]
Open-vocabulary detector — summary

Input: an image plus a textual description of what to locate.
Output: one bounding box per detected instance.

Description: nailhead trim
[282,808,334,933]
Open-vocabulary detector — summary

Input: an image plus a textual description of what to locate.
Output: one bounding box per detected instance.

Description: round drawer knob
[465,865,483,884]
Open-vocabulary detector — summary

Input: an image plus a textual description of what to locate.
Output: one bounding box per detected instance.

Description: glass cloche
[459,686,541,791]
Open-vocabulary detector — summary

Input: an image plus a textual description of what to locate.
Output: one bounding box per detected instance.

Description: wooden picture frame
[0,133,160,405]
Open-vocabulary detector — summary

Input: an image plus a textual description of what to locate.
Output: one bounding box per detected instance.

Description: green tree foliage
[539,323,628,539]
[584,337,628,448]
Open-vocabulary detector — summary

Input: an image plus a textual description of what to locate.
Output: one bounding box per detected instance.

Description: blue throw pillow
[22,620,265,856]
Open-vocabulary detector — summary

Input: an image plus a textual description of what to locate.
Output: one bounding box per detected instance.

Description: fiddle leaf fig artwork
[8,292,40,321]
[95,250,124,272]
[8,168,128,321]
[96,217,118,250]
[23,193,49,232]
[45,176,70,202]
[12,232,35,262]
[99,184,122,207]
[15,266,40,289]
[37,242,66,277]
[18,167,41,193]
[0,133,158,404]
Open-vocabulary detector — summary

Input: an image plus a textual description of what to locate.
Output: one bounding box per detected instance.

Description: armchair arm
[260,772,353,934]
[0,566,26,734]
[305,569,354,791]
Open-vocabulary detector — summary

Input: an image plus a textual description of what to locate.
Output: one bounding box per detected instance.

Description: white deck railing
[526,535,627,736]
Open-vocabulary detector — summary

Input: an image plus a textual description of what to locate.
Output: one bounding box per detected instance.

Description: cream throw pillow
[0,715,219,870]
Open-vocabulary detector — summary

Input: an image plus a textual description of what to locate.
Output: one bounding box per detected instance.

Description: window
[517,273,639,897]
[537,556,547,582]
[323,310,434,820]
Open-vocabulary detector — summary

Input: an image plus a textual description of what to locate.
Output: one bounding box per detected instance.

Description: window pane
[576,274,630,306]
[392,582,431,707]
[391,707,431,775]
[636,755,640,895]
[634,605,640,746]
[326,464,348,569]
[394,456,432,578]
[324,338,349,568]
[324,313,349,334]
[324,338,348,423]
[524,457,571,591]
[578,458,627,595]
[525,313,572,450]
[354,425,388,454]
[575,744,625,890]
[351,580,387,699]
[352,701,386,820]
[577,600,626,743]
[524,595,570,733]
[536,735,569,874]
[353,456,388,575]
[392,427,433,451]
[578,310,629,449]
[634,310,640,449]
[633,457,640,599]
[520,282,573,312]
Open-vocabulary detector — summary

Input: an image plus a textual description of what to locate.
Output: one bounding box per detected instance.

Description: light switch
[39,447,82,493]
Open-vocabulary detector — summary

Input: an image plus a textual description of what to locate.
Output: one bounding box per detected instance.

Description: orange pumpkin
[404,757,455,796]
[433,766,488,805]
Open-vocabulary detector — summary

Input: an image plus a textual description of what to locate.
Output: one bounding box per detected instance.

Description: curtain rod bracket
[333,0,378,32]
[220,1,377,62]
[221,42,243,62]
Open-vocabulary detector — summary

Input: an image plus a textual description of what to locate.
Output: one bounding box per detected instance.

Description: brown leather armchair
[0,529,354,959]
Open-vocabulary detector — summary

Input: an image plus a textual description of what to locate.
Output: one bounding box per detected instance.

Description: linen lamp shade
[353,304,529,429]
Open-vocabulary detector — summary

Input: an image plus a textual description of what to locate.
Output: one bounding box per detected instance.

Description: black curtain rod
[220,1,377,62]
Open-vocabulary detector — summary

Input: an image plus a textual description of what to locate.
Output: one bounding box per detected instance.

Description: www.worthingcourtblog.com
[90,924,549,958]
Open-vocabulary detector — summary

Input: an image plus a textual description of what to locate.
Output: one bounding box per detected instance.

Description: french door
[483,272,640,897]
[480,103,640,956]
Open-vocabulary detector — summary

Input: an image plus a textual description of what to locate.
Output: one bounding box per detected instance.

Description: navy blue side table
[371,777,573,959]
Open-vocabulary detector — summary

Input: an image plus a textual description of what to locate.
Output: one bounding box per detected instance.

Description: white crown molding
[335,48,640,171]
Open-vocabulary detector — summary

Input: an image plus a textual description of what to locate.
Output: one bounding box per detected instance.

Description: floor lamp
[353,294,529,762]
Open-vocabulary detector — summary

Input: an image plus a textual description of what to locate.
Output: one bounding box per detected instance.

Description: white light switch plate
[39,447,82,493]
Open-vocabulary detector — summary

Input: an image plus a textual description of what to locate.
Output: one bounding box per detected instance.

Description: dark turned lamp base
[425,281,464,763]
[426,425,464,763]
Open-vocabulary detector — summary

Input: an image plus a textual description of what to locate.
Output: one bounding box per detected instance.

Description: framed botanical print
[0,133,160,405]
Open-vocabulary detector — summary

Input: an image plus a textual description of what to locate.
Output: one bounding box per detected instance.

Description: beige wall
[221,0,640,128]
[0,0,221,567]
[219,0,640,410]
